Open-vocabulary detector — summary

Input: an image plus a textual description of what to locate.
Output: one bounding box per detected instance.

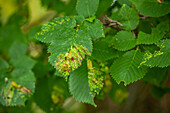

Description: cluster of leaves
[0,0,170,112]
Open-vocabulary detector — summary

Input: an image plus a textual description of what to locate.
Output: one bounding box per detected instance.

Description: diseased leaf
[143,39,170,67]
[0,69,35,106]
[110,49,148,86]
[9,41,27,60]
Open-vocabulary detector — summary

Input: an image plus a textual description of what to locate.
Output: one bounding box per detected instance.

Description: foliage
[0,0,170,112]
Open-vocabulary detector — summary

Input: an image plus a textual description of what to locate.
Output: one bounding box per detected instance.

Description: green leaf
[137,22,169,45]
[81,19,104,40]
[76,0,99,17]
[12,56,36,70]
[92,40,119,61]
[96,0,113,17]
[111,4,139,30]
[0,69,35,106]
[69,60,96,107]
[111,31,137,51]
[143,68,168,86]
[35,16,76,43]
[48,29,92,67]
[109,80,128,104]
[110,49,148,86]
[144,39,170,67]
[9,41,27,60]
[130,0,170,17]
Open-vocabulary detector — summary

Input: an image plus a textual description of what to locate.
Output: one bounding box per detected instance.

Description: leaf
[0,24,25,51]
[69,60,96,107]
[111,4,139,30]
[130,0,170,17]
[48,29,92,67]
[143,67,168,86]
[92,40,119,61]
[109,80,128,104]
[110,49,148,86]
[96,0,113,17]
[76,0,99,17]
[11,56,36,70]
[0,69,35,106]
[36,16,93,69]
[137,22,169,45]
[35,16,76,43]
[150,86,170,99]
[9,41,27,60]
[144,39,170,67]
[111,31,137,51]
[81,19,104,40]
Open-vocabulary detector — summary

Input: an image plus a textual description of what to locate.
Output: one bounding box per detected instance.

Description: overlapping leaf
[111,31,137,51]
[137,22,169,45]
[69,60,96,107]
[143,39,170,67]
[76,0,99,17]
[111,4,139,30]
